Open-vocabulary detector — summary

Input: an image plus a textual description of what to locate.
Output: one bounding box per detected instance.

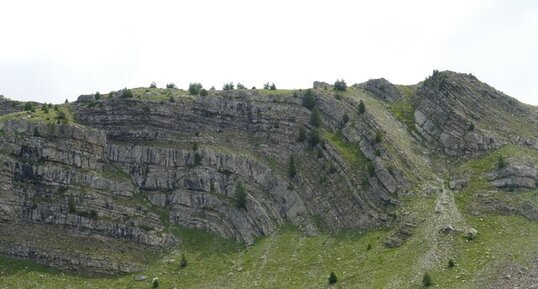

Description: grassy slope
[2,212,536,289]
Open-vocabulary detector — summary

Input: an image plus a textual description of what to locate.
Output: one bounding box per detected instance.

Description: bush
[94,92,101,100]
[288,155,296,178]
[150,81,157,88]
[375,131,383,143]
[302,89,316,110]
[68,197,76,214]
[308,128,321,147]
[223,82,234,90]
[469,123,475,131]
[367,244,372,251]
[41,104,49,113]
[89,210,98,220]
[169,96,175,103]
[263,82,270,89]
[310,107,322,127]
[152,277,159,288]
[358,100,366,114]
[200,89,209,96]
[422,272,432,287]
[334,79,347,92]
[498,155,507,169]
[194,152,202,165]
[179,254,187,268]
[328,271,337,284]
[297,126,307,142]
[234,181,247,209]
[270,83,277,90]
[56,111,68,124]
[24,103,33,112]
[166,83,177,89]
[448,259,455,268]
[342,112,349,124]
[121,88,133,98]
[236,83,245,89]
[367,162,375,177]
[188,83,203,95]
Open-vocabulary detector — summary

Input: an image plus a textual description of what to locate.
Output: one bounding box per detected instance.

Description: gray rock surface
[356,78,402,102]
[489,164,537,190]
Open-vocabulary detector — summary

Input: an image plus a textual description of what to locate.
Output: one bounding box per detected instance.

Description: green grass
[324,131,368,172]
[389,96,416,133]
[0,104,75,124]
[2,211,535,288]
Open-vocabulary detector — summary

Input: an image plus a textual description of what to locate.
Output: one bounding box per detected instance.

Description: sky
[0,0,537,105]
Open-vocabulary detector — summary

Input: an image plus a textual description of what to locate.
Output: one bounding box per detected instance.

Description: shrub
[469,123,475,131]
[367,244,372,251]
[64,99,69,104]
[448,259,455,268]
[56,111,68,124]
[422,272,432,287]
[194,152,202,165]
[236,83,245,89]
[302,89,316,110]
[152,277,159,288]
[263,82,270,89]
[297,126,307,142]
[310,107,322,127]
[188,83,203,95]
[166,83,177,89]
[179,254,187,268]
[68,197,76,214]
[150,81,157,88]
[367,162,375,177]
[328,271,337,284]
[200,89,209,96]
[375,131,383,143]
[358,100,366,114]
[169,96,175,103]
[223,82,234,90]
[23,103,33,112]
[270,83,276,90]
[95,92,100,100]
[308,128,321,147]
[89,210,98,220]
[121,88,133,98]
[288,155,296,178]
[342,112,349,124]
[498,155,507,169]
[234,181,247,209]
[334,79,347,92]
[41,104,49,113]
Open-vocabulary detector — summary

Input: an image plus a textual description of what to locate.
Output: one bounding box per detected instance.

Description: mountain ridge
[0,71,537,288]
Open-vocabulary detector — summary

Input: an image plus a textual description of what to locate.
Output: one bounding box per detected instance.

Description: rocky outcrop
[488,164,537,190]
[0,119,176,273]
[70,90,399,243]
[412,71,518,156]
[356,78,402,102]
[0,96,23,116]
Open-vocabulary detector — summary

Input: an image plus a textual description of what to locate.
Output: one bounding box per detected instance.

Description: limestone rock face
[488,164,538,190]
[0,119,176,274]
[412,71,521,156]
[0,97,23,116]
[0,88,408,274]
[356,78,402,102]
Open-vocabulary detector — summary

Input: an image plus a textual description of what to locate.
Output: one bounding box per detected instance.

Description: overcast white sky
[0,0,537,105]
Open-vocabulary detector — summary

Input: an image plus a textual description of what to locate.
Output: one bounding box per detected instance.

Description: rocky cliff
[0,71,537,277]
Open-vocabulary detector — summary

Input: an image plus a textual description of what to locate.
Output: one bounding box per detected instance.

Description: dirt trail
[416,179,469,278]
